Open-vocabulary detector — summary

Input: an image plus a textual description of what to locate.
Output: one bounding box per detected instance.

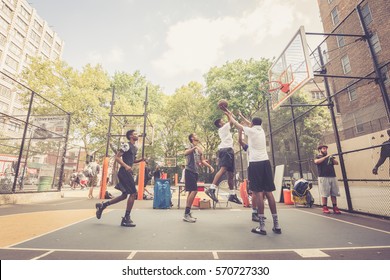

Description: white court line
[295,209,390,235]
[212,251,219,259]
[127,251,137,259]
[7,245,390,254]
[294,249,330,258]
[32,250,55,260]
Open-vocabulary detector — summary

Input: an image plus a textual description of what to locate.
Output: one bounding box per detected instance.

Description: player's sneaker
[272,227,282,234]
[95,202,105,219]
[205,188,218,202]
[252,213,260,222]
[322,206,331,214]
[188,212,197,220]
[121,216,136,227]
[333,206,341,214]
[228,194,242,204]
[251,226,266,235]
[183,213,196,223]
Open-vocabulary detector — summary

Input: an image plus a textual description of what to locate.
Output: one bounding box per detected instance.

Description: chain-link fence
[235,1,389,218]
[0,72,70,194]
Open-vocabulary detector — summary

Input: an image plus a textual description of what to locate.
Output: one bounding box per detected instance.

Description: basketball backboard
[268,26,314,110]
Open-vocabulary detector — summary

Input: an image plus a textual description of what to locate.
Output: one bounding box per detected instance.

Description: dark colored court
[0,188,389,260]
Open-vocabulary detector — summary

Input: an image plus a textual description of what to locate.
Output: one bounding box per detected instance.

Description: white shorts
[318,177,340,197]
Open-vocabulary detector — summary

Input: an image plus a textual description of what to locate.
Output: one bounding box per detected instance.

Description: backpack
[84,164,93,177]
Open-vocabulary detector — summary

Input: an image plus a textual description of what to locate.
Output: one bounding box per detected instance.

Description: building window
[354,114,364,133]
[361,3,372,26]
[341,55,351,74]
[9,42,22,56]
[337,35,345,48]
[30,31,40,44]
[1,3,13,17]
[20,6,31,21]
[0,100,8,112]
[27,42,38,55]
[8,122,20,132]
[311,91,325,100]
[33,20,43,33]
[0,33,6,46]
[54,42,61,52]
[331,7,340,25]
[16,16,28,32]
[0,85,12,99]
[380,66,389,84]
[5,55,19,71]
[42,41,51,55]
[12,28,25,44]
[0,16,9,31]
[347,83,357,101]
[370,33,381,54]
[44,32,53,44]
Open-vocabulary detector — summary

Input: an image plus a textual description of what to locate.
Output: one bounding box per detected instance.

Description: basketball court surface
[1,187,389,260]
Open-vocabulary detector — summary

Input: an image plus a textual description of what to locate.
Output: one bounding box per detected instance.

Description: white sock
[209,184,216,190]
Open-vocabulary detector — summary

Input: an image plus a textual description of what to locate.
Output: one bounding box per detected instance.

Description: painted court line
[212,251,219,259]
[294,249,329,258]
[127,251,137,259]
[32,250,55,260]
[7,245,390,254]
[296,209,390,235]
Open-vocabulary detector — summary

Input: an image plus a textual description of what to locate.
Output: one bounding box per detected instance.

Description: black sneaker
[205,188,218,202]
[272,227,282,234]
[251,226,266,235]
[121,216,136,227]
[95,203,104,219]
[252,213,260,222]
[228,194,242,204]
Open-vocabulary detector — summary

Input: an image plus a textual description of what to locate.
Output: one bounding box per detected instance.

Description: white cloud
[152,0,296,78]
[87,47,124,68]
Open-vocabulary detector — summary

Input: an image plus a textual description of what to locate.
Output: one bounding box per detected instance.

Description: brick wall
[316,0,390,137]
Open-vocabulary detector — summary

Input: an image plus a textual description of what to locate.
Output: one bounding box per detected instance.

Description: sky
[30,0,324,95]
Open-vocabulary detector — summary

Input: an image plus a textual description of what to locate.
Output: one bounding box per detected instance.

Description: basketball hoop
[268,81,291,94]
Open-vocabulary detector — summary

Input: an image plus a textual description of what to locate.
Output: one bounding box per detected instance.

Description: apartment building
[317,0,390,140]
[0,0,64,176]
[0,0,64,118]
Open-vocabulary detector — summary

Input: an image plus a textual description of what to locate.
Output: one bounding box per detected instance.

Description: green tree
[21,57,111,156]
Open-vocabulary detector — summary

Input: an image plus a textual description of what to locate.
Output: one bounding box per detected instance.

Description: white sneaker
[183,213,196,223]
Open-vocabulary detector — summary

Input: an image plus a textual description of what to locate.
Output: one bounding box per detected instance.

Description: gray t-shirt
[185,144,201,174]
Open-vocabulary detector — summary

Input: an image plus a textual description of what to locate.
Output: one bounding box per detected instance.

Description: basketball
[217,99,228,111]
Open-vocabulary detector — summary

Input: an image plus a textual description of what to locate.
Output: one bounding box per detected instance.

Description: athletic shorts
[115,167,136,195]
[248,160,275,192]
[88,175,98,187]
[185,169,198,192]
[318,177,340,197]
[218,148,235,172]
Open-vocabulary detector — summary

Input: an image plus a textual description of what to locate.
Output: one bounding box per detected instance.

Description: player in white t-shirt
[205,116,242,204]
[227,111,281,235]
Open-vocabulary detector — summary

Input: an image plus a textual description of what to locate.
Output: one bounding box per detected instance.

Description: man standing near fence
[372,129,390,175]
[314,144,341,214]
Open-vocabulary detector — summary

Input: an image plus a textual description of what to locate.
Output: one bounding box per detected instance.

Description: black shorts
[115,167,136,195]
[185,169,198,192]
[248,160,275,192]
[218,148,235,172]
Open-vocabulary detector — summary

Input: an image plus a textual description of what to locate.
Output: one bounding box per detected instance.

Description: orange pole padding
[99,157,110,199]
[137,161,146,200]
[174,173,178,186]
